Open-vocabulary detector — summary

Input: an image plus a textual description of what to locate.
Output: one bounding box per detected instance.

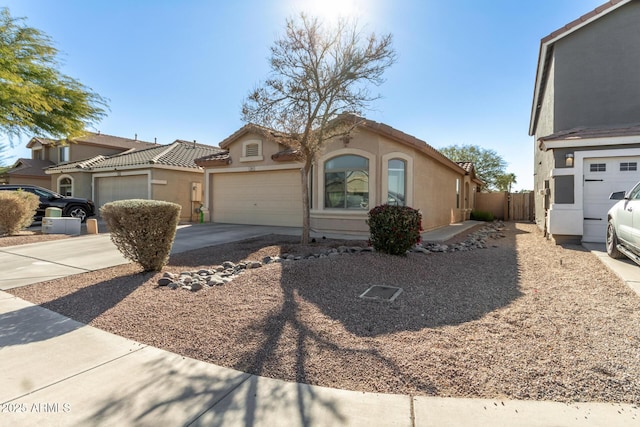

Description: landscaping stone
[156,221,506,292]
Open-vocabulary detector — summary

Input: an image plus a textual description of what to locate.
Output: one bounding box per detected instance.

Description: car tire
[66,206,88,223]
[606,220,625,259]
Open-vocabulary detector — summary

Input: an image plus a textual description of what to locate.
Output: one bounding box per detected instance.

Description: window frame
[324,154,370,210]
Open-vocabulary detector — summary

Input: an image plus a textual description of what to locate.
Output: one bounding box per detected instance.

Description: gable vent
[245,143,259,157]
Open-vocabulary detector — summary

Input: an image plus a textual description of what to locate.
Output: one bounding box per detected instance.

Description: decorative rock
[191,282,203,291]
[158,277,172,286]
[182,276,193,284]
[168,283,179,290]
[222,261,235,269]
[163,272,176,279]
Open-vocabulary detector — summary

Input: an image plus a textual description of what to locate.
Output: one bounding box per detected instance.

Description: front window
[387,159,406,206]
[59,177,72,196]
[324,155,369,209]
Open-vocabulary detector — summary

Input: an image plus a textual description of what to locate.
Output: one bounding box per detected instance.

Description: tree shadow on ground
[73,349,349,426]
[230,223,527,394]
[2,269,150,346]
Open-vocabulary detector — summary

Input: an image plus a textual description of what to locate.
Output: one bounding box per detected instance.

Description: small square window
[620,162,637,171]
[589,163,606,172]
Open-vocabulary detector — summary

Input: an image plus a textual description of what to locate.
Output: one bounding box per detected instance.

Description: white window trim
[240,139,264,162]
[57,174,74,196]
[381,152,413,207]
[317,148,376,210]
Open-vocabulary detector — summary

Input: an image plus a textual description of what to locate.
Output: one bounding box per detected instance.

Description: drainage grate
[359,285,403,302]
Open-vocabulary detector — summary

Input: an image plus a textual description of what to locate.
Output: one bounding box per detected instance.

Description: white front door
[583,156,640,243]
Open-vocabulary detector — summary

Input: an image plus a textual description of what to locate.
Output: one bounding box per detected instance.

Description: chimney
[193,139,196,149]
[154,137,157,144]
[134,133,138,141]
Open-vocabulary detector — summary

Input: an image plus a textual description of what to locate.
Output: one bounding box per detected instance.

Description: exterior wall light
[565,153,574,167]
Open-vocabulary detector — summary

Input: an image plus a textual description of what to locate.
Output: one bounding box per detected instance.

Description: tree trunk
[300,163,311,244]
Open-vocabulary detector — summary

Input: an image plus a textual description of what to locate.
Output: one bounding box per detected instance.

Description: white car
[607,182,640,264]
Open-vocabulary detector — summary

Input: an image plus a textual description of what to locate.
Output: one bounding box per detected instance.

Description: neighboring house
[529,0,640,244]
[46,140,223,222]
[195,116,482,234]
[1,133,156,191]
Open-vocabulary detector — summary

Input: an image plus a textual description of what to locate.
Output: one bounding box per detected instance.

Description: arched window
[59,177,72,196]
[324,155,369,209]
[387,159,406,206]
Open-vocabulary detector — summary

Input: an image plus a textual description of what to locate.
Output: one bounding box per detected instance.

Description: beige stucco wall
[151,168,204,222]
[225,132,289,167]
[311,128,466,233]
[7,175,50,189]
[48,172,94,199]
[205,127,466,234]
[69,144,128,162]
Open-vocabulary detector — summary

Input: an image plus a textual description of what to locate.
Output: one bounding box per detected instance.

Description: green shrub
[470,210,494,221]
[101,199,181,272]
[0,190,39,235]
[367,204,423,256]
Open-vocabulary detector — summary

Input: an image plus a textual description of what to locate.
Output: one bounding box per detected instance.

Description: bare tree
[242,14,396,244]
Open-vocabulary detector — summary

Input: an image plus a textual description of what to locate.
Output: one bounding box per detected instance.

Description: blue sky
[2,0,606,191]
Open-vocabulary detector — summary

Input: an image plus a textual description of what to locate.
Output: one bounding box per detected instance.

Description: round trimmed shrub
[367,204,423,256]
[0,190,39,235]
[101,199,181,271]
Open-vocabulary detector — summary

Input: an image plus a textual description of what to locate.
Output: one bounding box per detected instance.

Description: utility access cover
[359,285,403,302]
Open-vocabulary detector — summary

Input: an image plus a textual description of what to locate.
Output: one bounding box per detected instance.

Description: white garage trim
[547,147,640,241]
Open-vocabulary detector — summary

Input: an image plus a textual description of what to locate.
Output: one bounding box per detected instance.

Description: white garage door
[95,175,149,208]
[212,170,302,227]
[583,156,640,243]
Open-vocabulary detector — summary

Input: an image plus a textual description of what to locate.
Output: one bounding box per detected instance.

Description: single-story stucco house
[45,140,223,222]
[195,116,482,234]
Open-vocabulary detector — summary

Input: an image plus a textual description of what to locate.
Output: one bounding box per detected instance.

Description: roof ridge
[149,141,180,164]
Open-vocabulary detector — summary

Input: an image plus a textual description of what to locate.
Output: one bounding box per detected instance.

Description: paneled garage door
[95,175,149,208]
[583,156,640,243]
[211,170,302,227]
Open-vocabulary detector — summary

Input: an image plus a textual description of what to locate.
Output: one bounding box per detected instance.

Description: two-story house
[530,0,640,244]
[2,132,156,193]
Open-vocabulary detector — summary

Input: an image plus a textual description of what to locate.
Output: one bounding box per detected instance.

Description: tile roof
[529,0,632,135]
[456,162,474,173]
[204,114,466,175]
[6,158,54,177]
[218,124,298,149]
[194,151,231,166]
[538,123,640,142]
[46,140,222,172]
[27,132,157,150]
[351,115,465,174]
[46,155,108,172]
[271,148,302,162]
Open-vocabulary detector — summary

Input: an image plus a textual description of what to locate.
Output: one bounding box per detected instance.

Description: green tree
[495,172,517,192]
[0,8,107,142]
[439,144,509,191]
[242,14,396,244]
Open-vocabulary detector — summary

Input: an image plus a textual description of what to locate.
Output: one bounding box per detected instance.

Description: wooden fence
[475,191,534,221]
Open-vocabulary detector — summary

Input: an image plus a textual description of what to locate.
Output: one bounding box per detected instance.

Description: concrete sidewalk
[2,293,637,426]
[583,242,640,297]
[1,222,639,425]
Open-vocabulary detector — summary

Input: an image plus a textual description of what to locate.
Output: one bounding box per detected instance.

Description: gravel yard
[7,222,640,404]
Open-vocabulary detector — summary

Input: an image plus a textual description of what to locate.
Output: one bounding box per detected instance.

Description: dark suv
[0,184,96,222]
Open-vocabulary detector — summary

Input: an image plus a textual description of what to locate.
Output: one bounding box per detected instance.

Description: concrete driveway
[0,223,308,290]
